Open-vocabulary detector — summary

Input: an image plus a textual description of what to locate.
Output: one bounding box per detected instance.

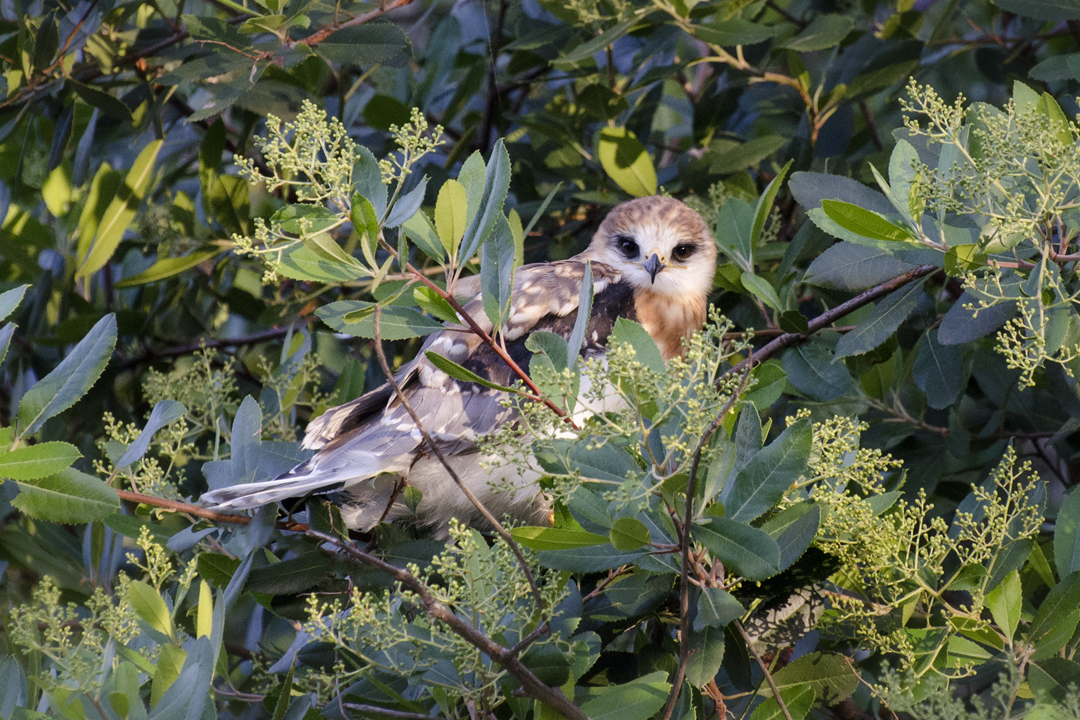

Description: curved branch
[723,264,938,379]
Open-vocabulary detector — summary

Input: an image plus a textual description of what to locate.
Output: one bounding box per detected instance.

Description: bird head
[587,196,717,299]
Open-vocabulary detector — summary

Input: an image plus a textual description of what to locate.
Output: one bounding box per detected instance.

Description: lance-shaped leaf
[722,418,811,523]
[834,277,926,359]
[115,248,225,288]
[511,526,609,550]
[10,467,120,523]
[401,209,445,263]
[0,285,28,322]
[385,175,428,228]
[17,314,116,438]
[424,352,518,393]
[116,400,187,468]
[352,146,387,219]
[567,262,594,369]
[598,126,656,197]
[481,214,517,328]
[694,587,745,631]
[912,329,964,410]
[751,159,793,245]
[459,139,511,264]
[78,140,163,277]
[820,199,916,243]
[692,517,781,581]
[318,301,445,340]
[0,442,81,480]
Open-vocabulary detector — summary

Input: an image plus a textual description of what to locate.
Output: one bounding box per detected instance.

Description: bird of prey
[201,196,717,533]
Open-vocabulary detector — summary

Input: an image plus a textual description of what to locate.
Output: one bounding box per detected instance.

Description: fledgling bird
[201,196,717,533]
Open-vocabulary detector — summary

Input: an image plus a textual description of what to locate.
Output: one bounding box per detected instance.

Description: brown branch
[476,0,507,154]
[305,528,588,720]
[659,368,751,720]
[723,265,937,379]
[735,620,794,720]
[292,0,418,48]
[115,489,309,532]
[371,307,545,609]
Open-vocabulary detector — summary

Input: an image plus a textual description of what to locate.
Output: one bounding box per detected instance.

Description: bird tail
[200,446,402,513]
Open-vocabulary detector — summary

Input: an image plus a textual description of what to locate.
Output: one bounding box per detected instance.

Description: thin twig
[115,489,309,532]
[723,265,937,379]
[306,528,587,720]
[735,620,795,720]
[291,0,418,47]
[116,320,313,369]
[659,367,752,720]
[371,307,545,609]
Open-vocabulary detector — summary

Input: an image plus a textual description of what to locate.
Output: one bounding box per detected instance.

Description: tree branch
[736,620,794,720]
[291,0,418,47]
[115,489,309,532]
[116,320,313,369]
[723,265,937,379]
[305,528,588,720]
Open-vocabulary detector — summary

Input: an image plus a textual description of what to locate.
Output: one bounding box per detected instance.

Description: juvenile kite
[201,196,717,532]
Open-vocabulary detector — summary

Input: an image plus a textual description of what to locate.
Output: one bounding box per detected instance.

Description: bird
[201,196,717,535]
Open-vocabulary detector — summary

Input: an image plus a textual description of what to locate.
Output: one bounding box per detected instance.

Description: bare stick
[115,489,309,532]
[371,307,545,609]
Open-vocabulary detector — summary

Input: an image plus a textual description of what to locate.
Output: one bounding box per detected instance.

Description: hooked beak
[642,253,666,284]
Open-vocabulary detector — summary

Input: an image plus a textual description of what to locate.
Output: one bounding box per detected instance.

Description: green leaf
[1029,572,1080,655]
[17,314,117,438]
[780,14,853,51]
[435,179,469,257]
[208,174,249,237]
[834,277,926,360]
[116,400,187,469]
[694,587,744,631]
[803,242,916,291]
[782,341,850,401]
[567,262,594,369]
[912,329,963,410]
[350,193,380,266]
[723,418,811,523]
[990,0,1080,21]
[0,285,29,322]
[579,671,670,720]
[114,248,224,288]
[534,437,638,485]
[481,214,518,328]
[414,288,460,324]
[578,84,630,120]
[459,139,511,264]
[985,570,1021,640]
[317,301,445,340]
[693,18,777,46]
[944,244,987,276]
[609,318,665,374]
[279,244,366,283]
[536,544,645,572]
[312,23,410,66]
[749,686,814,720]
[385,175,428,228]
[1055,487,1080,577]
[685,624,726,687]
[751,160,793,246]
[246,555,335,594]
[555,15,641,65]
[274,203,337,238]
[352,146,387,218]
[424,351,517,393]
[129,580,174,641]
[692,518,781,581]
[78,140,163,277]
[11,467,120,523]
[150,644,187,708]
[740,272,783,312]
[763,502,821,571]
[820,199,915,243]
[708,136,786,175]
[609,517,651,551]
[715,198,754,271]
[768,652,859,704]
[511,526,609,550]
[401,209,445,263]
[0,442,81,480]
[598,127,657,197]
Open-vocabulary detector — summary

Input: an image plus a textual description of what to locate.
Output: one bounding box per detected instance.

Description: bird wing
[202,260,630,514]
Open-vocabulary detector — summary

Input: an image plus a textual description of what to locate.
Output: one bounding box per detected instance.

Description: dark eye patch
[673,244,696,261]
[615,235,639,259]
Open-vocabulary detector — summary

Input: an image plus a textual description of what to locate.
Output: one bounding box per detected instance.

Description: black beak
[642,253,665,283]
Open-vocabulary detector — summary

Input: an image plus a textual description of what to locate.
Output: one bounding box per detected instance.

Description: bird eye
[673,244,695,261]
[616,236,639,259]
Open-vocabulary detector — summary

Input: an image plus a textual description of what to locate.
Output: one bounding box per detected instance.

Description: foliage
[5,0,1080,718]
